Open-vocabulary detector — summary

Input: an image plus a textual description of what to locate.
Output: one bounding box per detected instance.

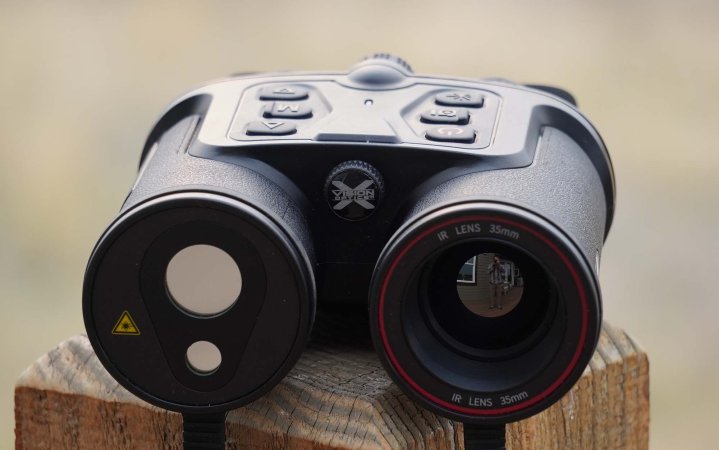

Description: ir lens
[370,204,600,423]
[424,242,553,355]
[166,244,243,316]
[456,253,524,318]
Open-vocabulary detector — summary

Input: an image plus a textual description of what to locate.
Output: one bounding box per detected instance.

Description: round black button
[324,161,385,221]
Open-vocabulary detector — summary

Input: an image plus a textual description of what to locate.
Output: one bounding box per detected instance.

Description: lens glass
[456,253,524,318]
[420,242,555,355]
[166,244,242,316]
[185,340,222,375]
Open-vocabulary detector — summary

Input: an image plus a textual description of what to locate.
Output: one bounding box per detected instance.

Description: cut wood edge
[15,323,649,450]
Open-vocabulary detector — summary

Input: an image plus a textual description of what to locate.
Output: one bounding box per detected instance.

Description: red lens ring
[377,215,589,416]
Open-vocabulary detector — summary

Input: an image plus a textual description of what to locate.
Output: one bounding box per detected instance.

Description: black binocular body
[83,55,614,426]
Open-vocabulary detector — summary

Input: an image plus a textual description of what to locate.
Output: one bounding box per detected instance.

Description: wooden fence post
[15,319,648,449]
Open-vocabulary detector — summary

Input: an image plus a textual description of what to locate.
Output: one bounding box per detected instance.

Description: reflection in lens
[456,253,524,318]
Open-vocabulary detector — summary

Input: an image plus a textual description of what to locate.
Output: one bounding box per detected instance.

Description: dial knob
[360,53,413,73]
[324,160,385,221]
[347,53,413,87]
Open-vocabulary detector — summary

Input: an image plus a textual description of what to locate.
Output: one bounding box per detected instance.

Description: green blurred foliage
[1,1,718,448]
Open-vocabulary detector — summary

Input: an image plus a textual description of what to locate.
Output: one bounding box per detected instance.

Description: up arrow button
[259,86,309,100]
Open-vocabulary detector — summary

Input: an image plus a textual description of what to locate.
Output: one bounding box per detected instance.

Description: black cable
[182,412,227,450]
[463,423,506,450]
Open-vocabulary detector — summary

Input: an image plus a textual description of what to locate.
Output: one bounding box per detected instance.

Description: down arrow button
[244,120,297,136]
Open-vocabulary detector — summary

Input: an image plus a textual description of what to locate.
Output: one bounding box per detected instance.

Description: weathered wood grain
[15,321,648,449]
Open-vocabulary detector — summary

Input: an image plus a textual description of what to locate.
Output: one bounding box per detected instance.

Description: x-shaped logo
[331,180,375,210]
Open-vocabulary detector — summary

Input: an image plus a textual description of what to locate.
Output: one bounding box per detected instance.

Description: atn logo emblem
[331,180,376,211]
[324,161,384,221]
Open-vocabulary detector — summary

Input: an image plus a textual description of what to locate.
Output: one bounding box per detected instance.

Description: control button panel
[401,88,500,149]
[229,83,330,141]
[228,82,500,150]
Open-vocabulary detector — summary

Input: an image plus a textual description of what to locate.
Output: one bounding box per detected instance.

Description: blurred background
[1,0,717,448]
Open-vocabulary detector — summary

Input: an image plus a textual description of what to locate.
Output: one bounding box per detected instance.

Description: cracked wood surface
[15,316,648,450]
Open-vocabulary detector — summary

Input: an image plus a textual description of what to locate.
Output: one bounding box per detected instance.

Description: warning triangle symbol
[112,311,141,336]
[263,121,284,129]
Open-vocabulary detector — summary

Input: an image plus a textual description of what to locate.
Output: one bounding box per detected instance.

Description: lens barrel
[83,191,315,412]
[369,202,601,423]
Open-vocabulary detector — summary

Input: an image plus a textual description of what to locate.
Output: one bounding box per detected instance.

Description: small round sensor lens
[186,340,222,375]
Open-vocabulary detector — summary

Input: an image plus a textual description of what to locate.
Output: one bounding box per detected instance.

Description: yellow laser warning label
[112,311,141,336]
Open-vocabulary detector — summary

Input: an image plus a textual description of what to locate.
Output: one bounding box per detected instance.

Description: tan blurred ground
[1,1,718,448]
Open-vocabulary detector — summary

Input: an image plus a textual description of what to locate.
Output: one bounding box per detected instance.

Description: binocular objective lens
[456,253,524,318]
[369,207,601,422]
[165,244,243,316]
